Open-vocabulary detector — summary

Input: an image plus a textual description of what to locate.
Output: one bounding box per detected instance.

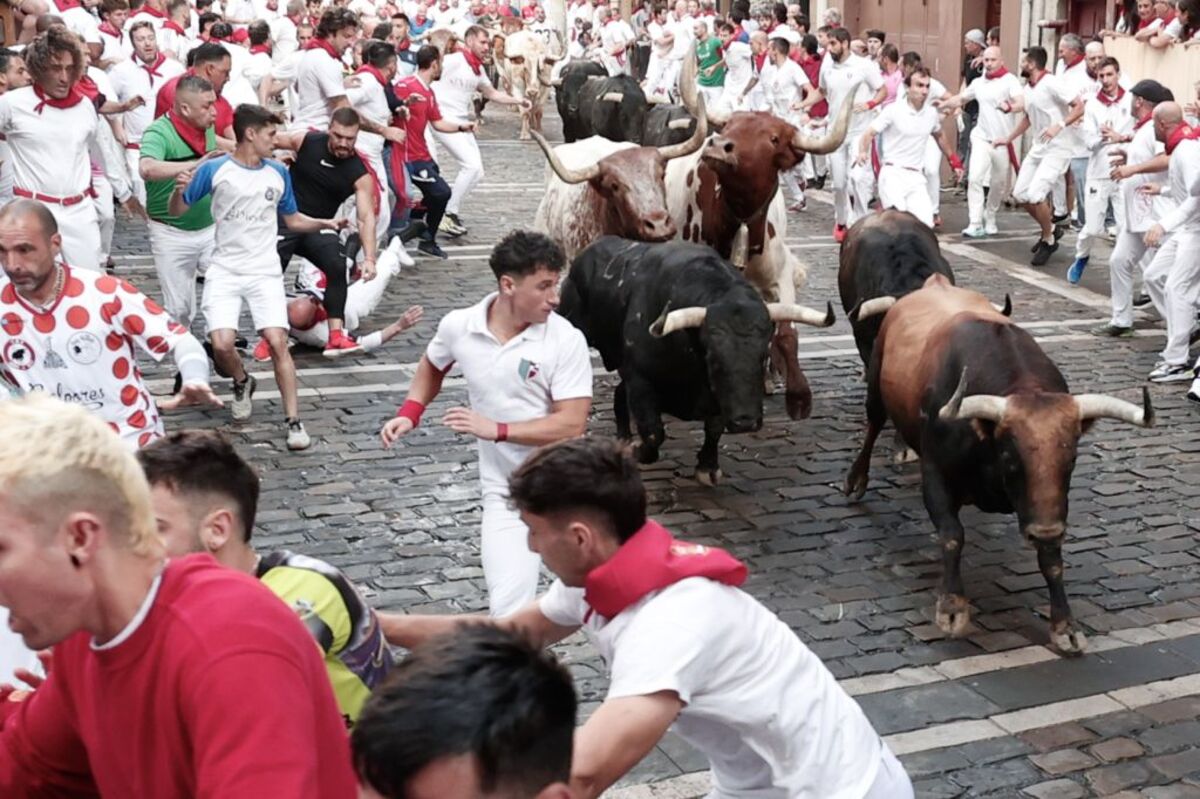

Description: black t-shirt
[287,132,369,220]
[962,55,982,115]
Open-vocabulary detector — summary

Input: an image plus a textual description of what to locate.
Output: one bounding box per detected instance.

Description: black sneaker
[172,371,183,395]
[417,239,448,259]
[1133,292,1152,307]
[1031,240,1058,267]
[1052,212,1069,225]
[811,175,826,190]
[1053,223,1067,243]
[1187,387,1200,406]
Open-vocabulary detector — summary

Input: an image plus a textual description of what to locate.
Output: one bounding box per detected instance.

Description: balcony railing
[1105,35,1200,108]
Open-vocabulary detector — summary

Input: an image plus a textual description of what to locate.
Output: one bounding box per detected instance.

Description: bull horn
[937,367,1008,422]
[649,306,707,337]
[848,295,896,322]
[601,92,625,102]
[791,79,859,155]
[767,301,835,328]
[667,118,693,130]
[530,131,601,184]
[1075,387,1155,427]
[679,42,699,115]
[993,293,1013,316]
[656,91,708,160]
[646,94,669,104]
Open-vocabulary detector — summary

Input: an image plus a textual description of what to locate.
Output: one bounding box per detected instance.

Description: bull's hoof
[633,442,660,465]
[1050,622,1088,656]
[785,391,813,421]
[935,595,972,637]
[763,373,777,395]
[695,466,723,486]
[843,469,868,500]
[891,447,919,465]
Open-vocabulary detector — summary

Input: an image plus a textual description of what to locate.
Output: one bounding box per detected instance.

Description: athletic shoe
[1053,223,1067,243]
[1031,240,1058,267]
[984,222,999,236]
[1133,292,1152,307]
[172,371,182,395]
[832,224,847,243]
[962,225,988,238]
[231,375,257,421]
[392,242,414,268]
[1187,379,1200,406]
[252,337,272,363]
[1052,212,1069,226]
[286,419,311,451]
[418,239,448,259]
[1066,256,1088,284]
[439,213,468,237]
[811,175,826,190]
[1070,218,1083,232]
[1148,362,1193,382]
[1092,323,1134,338]
[787,200,806,212]
[323,329,363,359]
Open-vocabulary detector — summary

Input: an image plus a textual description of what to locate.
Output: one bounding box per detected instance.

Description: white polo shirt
[292,45,348,131]
[819,53,884,135]
[433,51,492,124]
[1024,73,1080,157]
[960,71,1023,144]
[722,41,753,95]
[0,86,97,199]
[1081,89,1134,180]
[647,21,672,59]
[870,98,941,170]
[539,576,885,799]
[1120,121,1170,232]
[425,293,592,492]
[765,58,810,119]
[109,55,186,145]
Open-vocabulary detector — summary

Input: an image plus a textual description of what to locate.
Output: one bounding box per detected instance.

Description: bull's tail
[790,251,809,292]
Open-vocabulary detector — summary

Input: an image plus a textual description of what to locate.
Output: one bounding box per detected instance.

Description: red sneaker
[323,329,363,359]
[833,224,847,243]
[252,337,272,362]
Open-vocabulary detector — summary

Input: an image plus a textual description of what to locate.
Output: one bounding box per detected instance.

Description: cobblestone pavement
[109,104,1200,798]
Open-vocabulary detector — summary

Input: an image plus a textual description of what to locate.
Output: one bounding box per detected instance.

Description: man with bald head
[938,45,1023,237]
[1138,101,1200,383]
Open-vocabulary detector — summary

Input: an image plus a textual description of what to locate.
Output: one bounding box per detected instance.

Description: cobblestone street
[111,103,1200,797]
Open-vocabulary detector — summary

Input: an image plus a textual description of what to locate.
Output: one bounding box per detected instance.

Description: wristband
[396,399,425,426]
[496,422,508,442]
[948,153,963,171]
[866,99,878,110]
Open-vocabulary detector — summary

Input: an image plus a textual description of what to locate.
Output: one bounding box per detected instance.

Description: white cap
[965,29,985,46]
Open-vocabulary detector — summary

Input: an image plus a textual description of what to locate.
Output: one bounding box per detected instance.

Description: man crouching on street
[376,437,913,799]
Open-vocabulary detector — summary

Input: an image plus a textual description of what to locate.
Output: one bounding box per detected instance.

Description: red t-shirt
[799,55,827,117]
[0,554,357,798]
[154,71,235,136]
[394,75,443,163]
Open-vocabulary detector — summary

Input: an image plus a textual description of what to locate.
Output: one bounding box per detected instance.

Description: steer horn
[601,91,625,102]
[993,293,1013,317]
[848,295,896,322]
[649,305,707,337]
[1075,387,1156,427]
[767,301,836,328]
[937,367,1008,422]
[791,79,860,155]
[678,42,700,115]
[531,130,601,184]
[656,91,708,160]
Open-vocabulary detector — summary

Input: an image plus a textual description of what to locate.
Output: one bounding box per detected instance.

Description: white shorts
[1011,148,1072,205]
[201,268,288,332]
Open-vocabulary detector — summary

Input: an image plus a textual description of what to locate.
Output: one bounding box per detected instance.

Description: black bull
[559,236,832,484]
[555,63,697,146]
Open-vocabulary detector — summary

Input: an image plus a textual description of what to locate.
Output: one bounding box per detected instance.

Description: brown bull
[845,274,1154,654]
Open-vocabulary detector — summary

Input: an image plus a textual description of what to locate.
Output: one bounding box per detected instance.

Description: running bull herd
[527,51,1155,654]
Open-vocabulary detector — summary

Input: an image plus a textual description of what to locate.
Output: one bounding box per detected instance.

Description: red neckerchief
[752,50,767,73]
[167,110,210,156]
[583,520,748,621]
[1096,86,1126,106]
[99,20,121,37]
[396,37,411,50]
[1027,69,1046,88]
[414,13,427,24]
[305,37,341,59]
[356,64,388,88]
[985,66,1009,79]
[33,83,86,113]
[1134,112,1152,130]
[138,4,166,18]
[1166,123,1199,155]
[140,52,167,80]
[1162,12,1177,25]
[1137,15,1155,30]
[250,43,272,55]
[460,47,484,75]
[1063,52,1084,69]
[162,19,186,35]
[52,0,81,10]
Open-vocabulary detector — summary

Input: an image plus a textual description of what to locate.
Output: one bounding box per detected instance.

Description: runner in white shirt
[170,104,348,451]
[109,21,186,204]
[347,39,397,237]
[937,46,1023,237]
[380,230,592,618]
[800,27,886,241]
[0,200,220,449]
[126,0,168,50]
[714,20,751,112]
[1099,79,1172,338]
[597,7,635,77]
[0,51,31,207]
[898,52,951,225]
[858,67,961,227]
[271,0,305,61]
[377,437,913,799]
[432,26,531,237]
[641,6,675,97]
[157,0,194,63]
[1068,56,1135,284]
[97,0,130,68]
[762,36,810,210]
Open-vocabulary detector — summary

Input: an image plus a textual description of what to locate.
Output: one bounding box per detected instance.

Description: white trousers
[923,137,941,215]
[800,117,828,180]
[431,129,483,216]
[643,55,679,97]
[829,138,873,227]
[966,135,1011,228]
[291,247,400,348]
[125,147,146,205]
[93,180,115,265]
[863,745,915,799]
[46,197,102,272]
[1075,178,1124,259]
[1108,231,1154,329]
[148,220,215,330]
[878,166,934,227]
[1144,230,1200,365]
[481,491,541,618]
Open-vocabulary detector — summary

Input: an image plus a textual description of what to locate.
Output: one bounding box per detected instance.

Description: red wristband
[866,99,878,110]
[396,399,425,426]
[496,422,508,442]
[948,153,964,171]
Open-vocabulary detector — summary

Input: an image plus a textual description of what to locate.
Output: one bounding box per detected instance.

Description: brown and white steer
[491,28,561,139]
[846,274,1154,653]
[662,99,854,419]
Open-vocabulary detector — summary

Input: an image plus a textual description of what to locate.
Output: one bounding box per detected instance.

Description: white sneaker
[1148,362,1193,383]
[984,221,999,236]
[231,375,256,421]
[286,419,311,450]
[962,225,988,238]
[388,236,414,269]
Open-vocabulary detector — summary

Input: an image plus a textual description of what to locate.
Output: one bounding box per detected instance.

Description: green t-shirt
[697,36,726,87]
[138,115,216,231]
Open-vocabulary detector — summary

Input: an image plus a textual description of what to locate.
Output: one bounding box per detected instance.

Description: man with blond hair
[0,394,358,797]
